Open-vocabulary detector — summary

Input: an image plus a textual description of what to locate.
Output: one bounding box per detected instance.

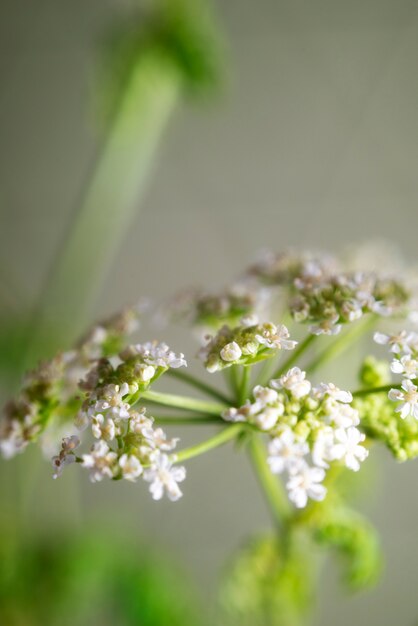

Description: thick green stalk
[166,368,234,405]
[173,423,244,463]
[248,435,292,527]
[141,389,226,416]
[25,48,183,365]
[226,366,241,400]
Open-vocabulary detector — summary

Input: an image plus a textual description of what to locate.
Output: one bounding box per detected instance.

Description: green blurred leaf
[220,532,317,626]
[0,528,203,626]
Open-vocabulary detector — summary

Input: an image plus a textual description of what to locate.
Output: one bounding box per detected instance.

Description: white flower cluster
[222,368,368,508]
[62,342,188,501]
[77,398,186,501]
[199,320,297,372]
[375,330,418,419]
[0,306,145,460]
[69,381,186,500]
[247,249,413,336]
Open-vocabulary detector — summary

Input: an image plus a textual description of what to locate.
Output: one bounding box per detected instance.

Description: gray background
[1,1,418,624]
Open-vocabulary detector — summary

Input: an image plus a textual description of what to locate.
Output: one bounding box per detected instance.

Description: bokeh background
[1,1,418,624]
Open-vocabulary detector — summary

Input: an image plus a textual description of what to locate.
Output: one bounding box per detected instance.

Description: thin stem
[305,315,377,375]
[166,369,234,405]
[173,424,244,463]
[248,435,292,527]
[270,334,317,381]
[153,415,223,425]
[226,366,241,401]
[141,390,226,416]
[352,382,404,398]
[238,366,251,405]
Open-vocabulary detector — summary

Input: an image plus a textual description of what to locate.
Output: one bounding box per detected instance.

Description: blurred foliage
[220,532,317,626]
[356,357,418,461]
[313,505,382,590]
[0,528,203,626]
[98,0,223,128]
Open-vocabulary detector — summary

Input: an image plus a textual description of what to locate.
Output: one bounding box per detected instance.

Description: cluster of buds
[198,320,297,372]
[223,368,368,508]
[0,305,145,460]
[246,250,412,336]
[162,283,270,330]
[69,341,187,499]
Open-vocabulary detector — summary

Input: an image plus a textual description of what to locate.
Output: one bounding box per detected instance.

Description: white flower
[143,454,186,501]
[150,427,179,451]
[74,410,89,431]
[309,318,341,336]
[220,342,242,362]
[341,299,363,322]
[51,452,76,479]
[325,401,360,428]
[374,331,416,354]
[94,383,131,420]
[253,385,279,406]
[91,414,116,441]
[312,427,335,469]
[390,355,418,379]
[129,411,155,438]
[253,406,283,431]
[121,342,187,369]
[81,440,118,482]
[255,324,297,350]
[313,383,352,404]
[267,429,309,474]
[221,407,247,422]
[286,465,327,508]
[135,364,156,382]
[240,314,259,327]
[119,454,143,482]
[271,367,311,399]
[331,427,368,471]
[389,379,418,419]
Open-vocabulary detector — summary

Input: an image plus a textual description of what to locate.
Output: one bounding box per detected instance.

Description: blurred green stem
[25,47,183,366]
[238,366,251,404]
[141,389,226,416]
[154,415,222,425]
[305,315,377,375]
[352,381,408,397]
[166,369,234,404]
[248,435,292,528]
[269,334,317,382]
[174,423,244,462]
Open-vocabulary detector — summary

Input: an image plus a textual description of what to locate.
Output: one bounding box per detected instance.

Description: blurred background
[1,0,418,624]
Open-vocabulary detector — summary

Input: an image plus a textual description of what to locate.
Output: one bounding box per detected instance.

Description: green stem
[352,382,405,398]
[305,315,377,375]
[141,390,226,416]
[226,366,241,401]
[153,415,223,425]
[269,334,317,382]
[24,48,183,365]
[166,369,234,405]
[248,435,292,527]
[238,366,251,405]
[173,424,244,463]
